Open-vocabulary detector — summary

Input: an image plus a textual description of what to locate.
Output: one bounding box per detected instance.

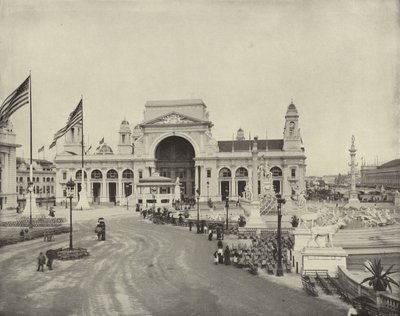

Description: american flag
[49,99,82,149]
[0,76,30,126]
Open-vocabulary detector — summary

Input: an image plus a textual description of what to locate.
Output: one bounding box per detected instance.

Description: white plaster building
[0,125,20,210]
[54,100,306,205]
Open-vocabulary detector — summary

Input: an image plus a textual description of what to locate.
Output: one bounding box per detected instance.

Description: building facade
[360,159,400,189]
[54,100,307,204]
[16,157,56,207]
[0,125,20,210]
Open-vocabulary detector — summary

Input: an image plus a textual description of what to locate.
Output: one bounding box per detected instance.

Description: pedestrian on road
[217,239,223,249]
[45,250,56,270]
[224,246,231,265]
[95,224,102,240]
[188,221,193,231]
[208,229,213,241]
[37,252,46,272]
[217,247,224,264]
[213,251,218,265]
[99,220,106,241]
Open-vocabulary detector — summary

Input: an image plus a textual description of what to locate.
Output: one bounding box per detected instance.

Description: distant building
[322,175,336,186]
[0,125,20,210]
[361,159,400,189]
[54,100,307,205]
[16,157,56,206]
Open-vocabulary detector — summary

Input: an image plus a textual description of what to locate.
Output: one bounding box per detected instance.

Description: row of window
[16,176,54,183]
[217,167,286,178]
[63,169,134,180]
[16,185,54,195]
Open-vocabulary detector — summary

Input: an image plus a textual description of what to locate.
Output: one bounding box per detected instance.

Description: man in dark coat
[99,220,106,240]
[45,249,58,270]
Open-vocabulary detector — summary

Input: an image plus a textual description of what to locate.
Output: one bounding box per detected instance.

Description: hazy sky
[1,0,399,176]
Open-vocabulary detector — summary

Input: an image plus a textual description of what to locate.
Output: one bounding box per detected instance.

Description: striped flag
[0,76,30,126]
[49,99,82,149]
[38,145,44,153]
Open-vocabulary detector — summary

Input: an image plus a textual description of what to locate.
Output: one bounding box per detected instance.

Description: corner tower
[283,102,302,151]
[118,119,132,155]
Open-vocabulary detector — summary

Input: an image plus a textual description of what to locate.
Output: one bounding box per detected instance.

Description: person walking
[99,220,106,241]
[213,251,218,265]
[208,229,213,241]
[224,246,231,265]
[45,250,56,270]
[37,252,46,272]
[95,223,102,240]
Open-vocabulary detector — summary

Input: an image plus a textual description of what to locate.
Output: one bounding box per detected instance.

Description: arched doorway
[155,136,195,198]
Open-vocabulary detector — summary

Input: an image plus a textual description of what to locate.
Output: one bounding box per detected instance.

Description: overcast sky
[1,0,399,176]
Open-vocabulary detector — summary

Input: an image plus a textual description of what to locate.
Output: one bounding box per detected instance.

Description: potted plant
[290,215,299,228]
[361,258,399,292]
[238,215,246,227]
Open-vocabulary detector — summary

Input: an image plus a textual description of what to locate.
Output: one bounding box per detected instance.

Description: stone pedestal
[22,192,43,217]
[293,228,312,252]
[75,186,91,210]
[301,247,348,277]
[241,201,267,235]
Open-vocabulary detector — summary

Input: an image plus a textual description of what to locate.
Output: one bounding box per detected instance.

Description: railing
[337,265,400,313]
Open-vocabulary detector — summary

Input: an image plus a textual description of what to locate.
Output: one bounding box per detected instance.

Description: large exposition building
[360,159,400,189]
[54,100,306,205]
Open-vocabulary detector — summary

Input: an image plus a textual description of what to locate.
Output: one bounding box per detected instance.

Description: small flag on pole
[85,145,92,155]
[38,145,44,153]
[99,137,104,144]
[0,76,30,126]
[49,99,82,149]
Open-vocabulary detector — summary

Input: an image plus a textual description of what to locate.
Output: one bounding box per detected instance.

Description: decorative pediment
[155,113,193,125]
[141,111,212,127]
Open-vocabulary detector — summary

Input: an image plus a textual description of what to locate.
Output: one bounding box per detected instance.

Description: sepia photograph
[0,0,399,315]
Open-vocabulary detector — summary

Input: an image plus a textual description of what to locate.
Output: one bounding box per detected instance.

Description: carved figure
[306,220,346,248]
[257,155,272,182]
[244,184,253,200]
[297,191,306,207]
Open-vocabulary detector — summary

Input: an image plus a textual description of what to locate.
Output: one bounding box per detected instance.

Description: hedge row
[0,226,69,248]
[0,217,66,227]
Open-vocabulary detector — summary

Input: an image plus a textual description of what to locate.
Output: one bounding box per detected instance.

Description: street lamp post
[126,183,131,210]
[66,178,75,250]
[196,189,200,222]
[276,194,286,277]
[225,194,229,230]
[206,181,209,201]
[46,190,49,211]
[28,181,33,228]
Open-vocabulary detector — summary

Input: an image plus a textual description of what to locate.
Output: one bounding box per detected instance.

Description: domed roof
[121,119,129,125]
[238,127,243,132]
[119,119,131,133]
[286,101,299,116]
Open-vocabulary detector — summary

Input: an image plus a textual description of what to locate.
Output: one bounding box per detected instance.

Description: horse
[306,220,346,248]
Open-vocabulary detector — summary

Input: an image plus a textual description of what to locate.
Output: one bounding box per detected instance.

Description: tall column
[347,135,360,206]
[195,165,199,192]
[118,176,122,204]
[245,137,266,233]
[102,171,106,202]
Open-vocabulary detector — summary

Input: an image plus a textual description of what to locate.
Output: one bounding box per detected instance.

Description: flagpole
[29,71,33,228]
[81,95,84,169]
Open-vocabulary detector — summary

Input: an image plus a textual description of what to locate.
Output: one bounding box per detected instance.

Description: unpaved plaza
[0,208,348,316]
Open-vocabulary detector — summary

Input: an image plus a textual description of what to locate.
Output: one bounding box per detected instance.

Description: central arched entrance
[155,136,195,199]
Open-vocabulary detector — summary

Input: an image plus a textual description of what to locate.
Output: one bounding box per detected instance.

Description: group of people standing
[36,250,56,272]
[213,240,231,265]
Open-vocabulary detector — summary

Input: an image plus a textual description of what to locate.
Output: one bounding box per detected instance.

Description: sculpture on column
[306,219,346,248]
[258,155,278,215]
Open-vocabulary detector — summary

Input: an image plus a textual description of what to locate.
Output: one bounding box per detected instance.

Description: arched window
[122,169,134,179]
[107,169,118,179]
[235,167,248,177]
[91,169,103,179]
[36,177,39,182]
[75,170,87,180]
[219,168,231,178]
[19,177,23,182]
[270,167,282,177]
[46,177,50,182]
